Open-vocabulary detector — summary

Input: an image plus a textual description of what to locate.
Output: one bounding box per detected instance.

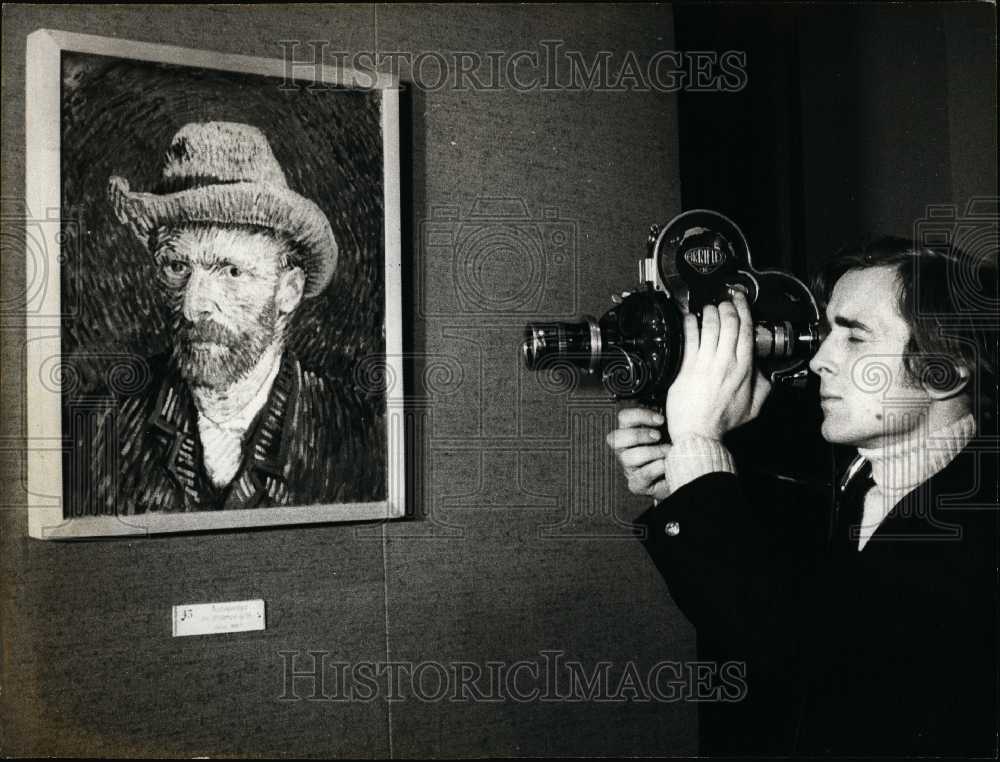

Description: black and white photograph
[1,2,996,758]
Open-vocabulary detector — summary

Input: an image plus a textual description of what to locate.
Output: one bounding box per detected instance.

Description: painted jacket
[66,351,386,515]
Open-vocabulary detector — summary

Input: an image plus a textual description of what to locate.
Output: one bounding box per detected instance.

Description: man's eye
[848,336,865,344]
[226,266,242,278]
[163,260,189,276]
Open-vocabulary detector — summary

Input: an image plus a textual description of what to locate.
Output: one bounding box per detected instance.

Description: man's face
[154,226,289,389]
[808,266,934,449]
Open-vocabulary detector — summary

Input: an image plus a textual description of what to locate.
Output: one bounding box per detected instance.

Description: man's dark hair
[813,235,998,429]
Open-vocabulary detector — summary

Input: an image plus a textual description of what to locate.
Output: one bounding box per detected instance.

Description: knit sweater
[855,412,976,549]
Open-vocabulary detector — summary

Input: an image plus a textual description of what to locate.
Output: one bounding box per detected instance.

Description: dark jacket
[66,352,386,515]
[637,439,998,757]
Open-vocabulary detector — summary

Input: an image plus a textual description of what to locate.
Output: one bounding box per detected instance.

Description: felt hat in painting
[108,121,338,298]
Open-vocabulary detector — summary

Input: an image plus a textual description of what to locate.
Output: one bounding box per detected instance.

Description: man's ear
[276,267,306,315]
[923,362,971,400]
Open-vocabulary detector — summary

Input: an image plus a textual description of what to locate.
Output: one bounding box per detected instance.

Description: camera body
[523,210,825,404]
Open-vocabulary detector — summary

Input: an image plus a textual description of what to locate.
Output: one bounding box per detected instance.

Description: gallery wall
[1,4,692,757]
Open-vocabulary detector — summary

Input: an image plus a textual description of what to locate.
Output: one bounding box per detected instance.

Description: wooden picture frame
[25,29,404,538]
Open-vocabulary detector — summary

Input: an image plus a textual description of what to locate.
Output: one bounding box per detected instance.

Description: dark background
[675,1,996,276]
[2,2,996,757]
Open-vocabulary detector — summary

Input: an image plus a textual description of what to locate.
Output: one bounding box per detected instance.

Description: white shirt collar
[195,350,283,488]
[197,349,283,435]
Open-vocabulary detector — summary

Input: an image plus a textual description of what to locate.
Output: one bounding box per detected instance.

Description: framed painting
[24,29,403,538]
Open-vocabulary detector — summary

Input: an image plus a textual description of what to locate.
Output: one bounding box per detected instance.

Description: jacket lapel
[145,353,300,511]
[869,454,967,544]
[147,372,206,506]
[830,455,872,553]
[221,353,299,510]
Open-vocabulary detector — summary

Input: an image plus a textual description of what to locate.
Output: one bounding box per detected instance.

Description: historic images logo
[278,40,748,94]
[277,650,748,704]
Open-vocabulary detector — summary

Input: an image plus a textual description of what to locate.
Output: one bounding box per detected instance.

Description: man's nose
[808,335,837,377]
[182,269,220,322]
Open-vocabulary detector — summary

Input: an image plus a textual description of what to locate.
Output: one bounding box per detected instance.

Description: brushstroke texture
[60,52,388,516]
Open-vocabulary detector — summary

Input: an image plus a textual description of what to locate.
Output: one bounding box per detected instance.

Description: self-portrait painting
[25,30,403,538]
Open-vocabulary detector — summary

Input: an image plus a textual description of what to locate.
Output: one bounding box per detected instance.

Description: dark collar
[840,435,995,548]
[147,351,300,509]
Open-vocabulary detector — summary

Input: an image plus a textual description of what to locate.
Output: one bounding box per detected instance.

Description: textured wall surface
[1,4,691,757]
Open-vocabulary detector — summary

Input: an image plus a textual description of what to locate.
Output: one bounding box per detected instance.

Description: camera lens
[753,321,825,360]
[522,318,600,372]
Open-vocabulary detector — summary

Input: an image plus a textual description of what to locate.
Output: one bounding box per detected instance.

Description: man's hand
[605,407,672,500]
[665,291,772,442]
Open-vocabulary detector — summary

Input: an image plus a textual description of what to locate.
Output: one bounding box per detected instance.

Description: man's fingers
[626,460,668,496]
[634,455,667,483]
[697,305,721,365]
[618,444,671,468]
[714,300,740,363]
[606,426,662,451]
[733,290,754,368]
[677,313,699,375]
[749,369,773,418]
[616,406,665,430]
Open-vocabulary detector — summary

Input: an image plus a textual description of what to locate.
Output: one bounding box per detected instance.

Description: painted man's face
[808,266,935,449]
[154,225,290,389]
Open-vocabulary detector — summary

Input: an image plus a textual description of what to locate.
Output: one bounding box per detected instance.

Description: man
[72,121,384,514]
[607,238,997,755]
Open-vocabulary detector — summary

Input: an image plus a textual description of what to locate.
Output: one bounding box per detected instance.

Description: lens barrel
[523,318,601,372]
[524,315,823,400]
[754,321,826,360]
